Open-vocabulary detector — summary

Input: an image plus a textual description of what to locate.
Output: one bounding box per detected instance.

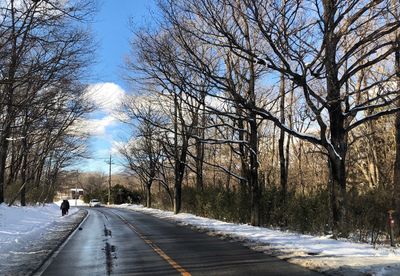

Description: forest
[0,0,95,206]
[119,0,400,241]
[1,0,400,243]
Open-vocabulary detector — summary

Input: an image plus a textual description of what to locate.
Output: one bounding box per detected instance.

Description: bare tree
[119,96,167,208]
[126,26,213,214]
[155,0,269,225]
[0,0,95,204]
[160,0,400,235]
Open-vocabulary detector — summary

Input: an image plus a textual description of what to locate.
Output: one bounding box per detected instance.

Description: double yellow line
[113,211,191,276]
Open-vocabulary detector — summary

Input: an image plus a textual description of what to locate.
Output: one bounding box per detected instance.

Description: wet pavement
[38,207,322,276]
[39,207,176,275]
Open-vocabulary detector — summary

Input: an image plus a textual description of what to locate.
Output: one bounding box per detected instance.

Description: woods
[1,0,400,243]
[119,0,400,240]
[0,0,94,205]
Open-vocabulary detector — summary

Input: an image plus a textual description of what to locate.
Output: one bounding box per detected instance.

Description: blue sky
[90,0,155,89]
[74,0,156,173]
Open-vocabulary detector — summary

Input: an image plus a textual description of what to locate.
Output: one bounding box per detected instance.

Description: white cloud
[84,82,126,113]
[72,115,117,136]
[87,116,117,136]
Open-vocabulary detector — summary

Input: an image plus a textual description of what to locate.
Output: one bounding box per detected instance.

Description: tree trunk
[173,93,180,214]
[249,112,260,226]
[20,122,28,206]
[195,138,204,191]
[226,149,233,190]
[393,26,400,217]
[323,0,348,237]
[173,93,188,214]
[0,1,18,204]
[328,149,347,237]
[279,71,287,204]
[0,141,7,204]
[20,155,27,206]
[237,112,248,188]
[174,177,182,213]
[146,183,152,208]
[327,68,348,237]
[195,101,205,191]
[0,120,12,204]
[279,0,288,207]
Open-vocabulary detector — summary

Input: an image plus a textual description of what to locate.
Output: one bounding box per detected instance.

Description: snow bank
[0,203,86,275]
[0,203,78,253]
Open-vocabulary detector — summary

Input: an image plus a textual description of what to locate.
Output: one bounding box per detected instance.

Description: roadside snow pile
[0,203,78,252]
[115,204,400,276]
[0,203,84,275]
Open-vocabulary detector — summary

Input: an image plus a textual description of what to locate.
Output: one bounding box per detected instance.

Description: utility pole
[107,154,112,205]
[173,93,179,214]
[75,170,79,207]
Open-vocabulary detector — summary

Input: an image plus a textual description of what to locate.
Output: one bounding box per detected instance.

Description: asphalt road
[38,207,322,276]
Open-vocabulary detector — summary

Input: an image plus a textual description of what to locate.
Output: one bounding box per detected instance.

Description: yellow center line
[113,211,191,276]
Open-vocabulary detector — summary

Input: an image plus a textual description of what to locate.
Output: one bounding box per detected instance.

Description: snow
[0,200,85,271]
[0,201,80,253]
[2,202,400,275]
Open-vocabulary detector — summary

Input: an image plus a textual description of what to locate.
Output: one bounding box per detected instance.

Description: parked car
[89,199,101,207]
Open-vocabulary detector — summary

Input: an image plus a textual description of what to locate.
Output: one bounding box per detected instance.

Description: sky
[73,0,156,174]
[2,202,400,275]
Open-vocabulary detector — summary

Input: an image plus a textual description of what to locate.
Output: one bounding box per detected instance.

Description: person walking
[60,199,70,216]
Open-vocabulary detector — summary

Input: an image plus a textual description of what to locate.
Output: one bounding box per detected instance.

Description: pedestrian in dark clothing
[61,199,70,216]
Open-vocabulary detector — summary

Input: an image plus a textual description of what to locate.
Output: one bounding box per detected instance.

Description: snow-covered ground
[2,202,400,275]
[0,201,78,251]
[0,200,86,275]
[114,204,400,276]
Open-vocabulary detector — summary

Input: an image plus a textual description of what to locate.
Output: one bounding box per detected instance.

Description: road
[38,207,322,276]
